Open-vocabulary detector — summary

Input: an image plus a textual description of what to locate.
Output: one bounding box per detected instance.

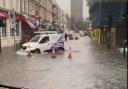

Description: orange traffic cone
[68,46,72,59]
[51,48,57,58]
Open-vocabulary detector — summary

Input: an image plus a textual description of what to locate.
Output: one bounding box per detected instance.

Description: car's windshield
[30,36,40,42]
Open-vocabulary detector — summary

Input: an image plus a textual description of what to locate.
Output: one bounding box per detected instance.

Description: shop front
[0,9,23,52]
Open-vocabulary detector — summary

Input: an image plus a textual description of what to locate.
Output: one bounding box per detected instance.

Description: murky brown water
[0,37,127,89]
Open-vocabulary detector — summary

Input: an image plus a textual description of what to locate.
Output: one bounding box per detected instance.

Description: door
[38,36,51,52]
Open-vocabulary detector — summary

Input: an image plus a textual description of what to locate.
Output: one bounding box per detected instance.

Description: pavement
[0,36,127,89]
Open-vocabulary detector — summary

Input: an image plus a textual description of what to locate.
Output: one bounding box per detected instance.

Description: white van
[22,34,65,54]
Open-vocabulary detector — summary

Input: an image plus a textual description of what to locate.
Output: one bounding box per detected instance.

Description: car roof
[36,34,61,37]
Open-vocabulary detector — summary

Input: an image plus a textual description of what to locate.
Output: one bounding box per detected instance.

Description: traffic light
[0,19,5,27]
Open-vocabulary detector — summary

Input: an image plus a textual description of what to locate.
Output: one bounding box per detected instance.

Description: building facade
[0,0,54,51]
[0,0,22,48]
[52,0,70,32]
[71,0,83,21]
[52,0,62,31]
[88,0,127,49]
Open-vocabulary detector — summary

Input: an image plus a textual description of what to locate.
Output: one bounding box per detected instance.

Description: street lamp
[8,9,16,49]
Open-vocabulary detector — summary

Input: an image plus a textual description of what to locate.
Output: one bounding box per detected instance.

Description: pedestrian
[65,33,68,42]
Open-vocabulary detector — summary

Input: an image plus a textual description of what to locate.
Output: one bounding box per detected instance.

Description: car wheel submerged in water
[58,47,65,51]
[75,37,79,40]
[34,49,41,54]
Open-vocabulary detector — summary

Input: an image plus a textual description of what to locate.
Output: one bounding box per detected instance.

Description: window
[39,36,49,44]
[3,0,5,8]
[30,36,40,42]
[0,19,6,37]
[2,25,6,37]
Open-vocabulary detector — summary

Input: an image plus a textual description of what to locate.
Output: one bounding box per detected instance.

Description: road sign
[8,9,16,21]
[11,22,16,29]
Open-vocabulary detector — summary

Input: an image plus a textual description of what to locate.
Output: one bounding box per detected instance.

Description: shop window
[0,19,6,37]
[2,25,6,37]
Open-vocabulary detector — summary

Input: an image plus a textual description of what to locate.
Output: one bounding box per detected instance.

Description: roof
[37,34,61,37]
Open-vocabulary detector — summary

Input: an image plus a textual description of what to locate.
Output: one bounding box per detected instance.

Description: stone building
[71,0,83,21]
[0,0,54,51]
[52,0,70,32]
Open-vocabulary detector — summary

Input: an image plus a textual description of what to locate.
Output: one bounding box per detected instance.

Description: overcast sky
[56,0,89,18]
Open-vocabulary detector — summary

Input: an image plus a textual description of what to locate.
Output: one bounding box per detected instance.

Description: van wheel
[59,47,65,51]
[35,49,41,54]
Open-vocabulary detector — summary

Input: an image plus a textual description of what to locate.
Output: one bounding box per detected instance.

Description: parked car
[74,33,80,40]
[68,34,74,40]
[79,31,84,36]
[84,31,89,36]
[22,34,65,54]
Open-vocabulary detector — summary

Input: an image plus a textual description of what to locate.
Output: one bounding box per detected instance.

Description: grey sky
[56,0,89,18]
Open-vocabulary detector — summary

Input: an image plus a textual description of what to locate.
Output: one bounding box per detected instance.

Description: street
[0,37,127,89]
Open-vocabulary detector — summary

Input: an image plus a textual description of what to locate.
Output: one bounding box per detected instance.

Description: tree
[73,19,90,31]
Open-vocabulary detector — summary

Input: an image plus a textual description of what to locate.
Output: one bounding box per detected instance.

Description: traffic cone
[68,46,72,59]
[27,51,32,57]
[51,48,57,58]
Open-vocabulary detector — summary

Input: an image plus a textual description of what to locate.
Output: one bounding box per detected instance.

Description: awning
[31,15,42,19]
[16,15,25,21]
[0,12,7,18]
[25,19,36,29]
[0,10,8,18]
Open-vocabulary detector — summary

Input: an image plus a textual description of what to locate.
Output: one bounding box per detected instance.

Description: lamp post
[8,9,16,49]
[12,22,16,49]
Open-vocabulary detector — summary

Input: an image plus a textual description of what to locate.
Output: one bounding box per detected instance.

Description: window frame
[39,36,49,44]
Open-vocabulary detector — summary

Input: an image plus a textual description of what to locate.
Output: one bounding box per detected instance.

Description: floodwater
[0,37,127,89]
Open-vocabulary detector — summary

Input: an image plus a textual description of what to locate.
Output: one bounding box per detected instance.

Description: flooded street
[0,37,127,89]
